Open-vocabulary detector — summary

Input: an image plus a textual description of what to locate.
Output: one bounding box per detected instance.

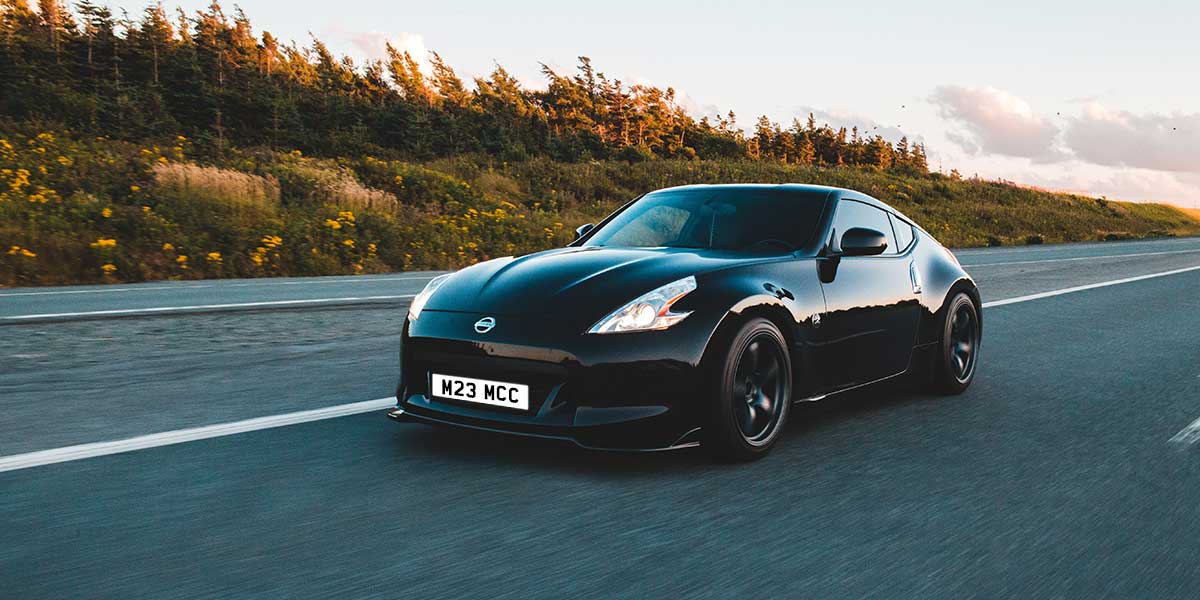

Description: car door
[815,197,922,391]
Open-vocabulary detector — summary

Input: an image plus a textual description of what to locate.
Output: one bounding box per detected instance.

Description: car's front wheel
[704,318,792,461]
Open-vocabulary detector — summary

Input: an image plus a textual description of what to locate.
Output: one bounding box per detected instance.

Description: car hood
[424,246,767,316]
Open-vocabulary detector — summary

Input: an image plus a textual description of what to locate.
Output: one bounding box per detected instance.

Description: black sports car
[388,184,981,459]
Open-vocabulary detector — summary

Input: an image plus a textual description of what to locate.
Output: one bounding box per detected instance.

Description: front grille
[403,343,570,417]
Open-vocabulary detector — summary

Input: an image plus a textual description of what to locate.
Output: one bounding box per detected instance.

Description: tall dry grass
[153,163,281,213]
[268,158,398,213]
[325,176,399,213]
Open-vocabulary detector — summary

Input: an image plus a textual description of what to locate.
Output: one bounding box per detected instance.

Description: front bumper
[387,407,702,451]
[392,309,717,451]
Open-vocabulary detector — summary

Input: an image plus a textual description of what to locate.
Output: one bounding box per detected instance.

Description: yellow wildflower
[342,239,355,248]
[101,263,117,274]
[338,211,355,222]
[9,169,30,192]
[206,252,222,263]
[90,238,117,249]
[324,219,342,230]
[354,263,364,273]
[130,185,141,192]
[142,206,151,213]
[20,248,36,258]
[57,155,72,166]
[176,255,188,264]
[101,207,112,218]
[162,243,174,251]
[393,175,404,186]
[157,156,169,164]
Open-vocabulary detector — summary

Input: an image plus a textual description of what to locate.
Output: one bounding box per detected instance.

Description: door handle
[909,261,923,294]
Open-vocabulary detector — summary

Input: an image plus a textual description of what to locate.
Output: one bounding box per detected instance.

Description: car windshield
[583,188,828,252]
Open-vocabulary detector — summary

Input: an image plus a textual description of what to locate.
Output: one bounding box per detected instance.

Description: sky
[108,0,1200,207]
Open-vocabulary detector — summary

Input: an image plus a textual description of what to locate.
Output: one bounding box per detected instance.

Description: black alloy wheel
[705,318,792,460]
[932,292,980,394]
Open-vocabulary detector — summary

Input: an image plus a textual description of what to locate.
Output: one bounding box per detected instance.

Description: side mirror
[574,223,595,240]
[840,227,889,256]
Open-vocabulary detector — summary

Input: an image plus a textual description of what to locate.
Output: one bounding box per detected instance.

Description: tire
[704,318,792,461]
[930,292,981,395]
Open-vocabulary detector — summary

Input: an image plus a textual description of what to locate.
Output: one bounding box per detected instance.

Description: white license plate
[431,373,530,411]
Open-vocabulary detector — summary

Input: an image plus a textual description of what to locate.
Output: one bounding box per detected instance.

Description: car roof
[651,183,898,211]
[650,183,920,231]
[653,183,843,196]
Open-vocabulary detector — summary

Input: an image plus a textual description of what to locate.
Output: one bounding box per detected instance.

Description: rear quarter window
[889,213,915,252]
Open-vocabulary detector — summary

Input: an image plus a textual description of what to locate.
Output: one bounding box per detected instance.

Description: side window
[889,213,915,252]
[832,199,899,255]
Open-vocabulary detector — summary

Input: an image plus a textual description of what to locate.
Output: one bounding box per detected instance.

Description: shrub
[262,153,398,212]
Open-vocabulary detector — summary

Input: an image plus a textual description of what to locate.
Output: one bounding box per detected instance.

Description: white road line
[0,284,215,297]
[962,248,1200,268]
[981,265,1200,308]
[0,294,415,321]
[1169,416,1200,446]
[6,264,1200,473]
[953,237,1200,257]
[0,275,438,298]
[0,398,397,473]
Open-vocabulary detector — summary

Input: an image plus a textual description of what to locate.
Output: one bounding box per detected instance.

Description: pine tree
[797,134,816,165]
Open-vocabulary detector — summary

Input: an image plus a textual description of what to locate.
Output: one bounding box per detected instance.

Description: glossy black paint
[393,184,979,450]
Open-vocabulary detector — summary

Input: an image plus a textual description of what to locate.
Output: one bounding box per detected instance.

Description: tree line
[0,0,928,171]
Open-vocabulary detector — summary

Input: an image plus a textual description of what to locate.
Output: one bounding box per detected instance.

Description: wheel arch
[704,295,814,401]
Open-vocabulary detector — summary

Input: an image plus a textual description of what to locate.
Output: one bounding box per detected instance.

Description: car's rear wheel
[704,318,792,461]
[930,292,980,394]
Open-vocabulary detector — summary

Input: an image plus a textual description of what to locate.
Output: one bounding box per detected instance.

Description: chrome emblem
[474,317,496,334]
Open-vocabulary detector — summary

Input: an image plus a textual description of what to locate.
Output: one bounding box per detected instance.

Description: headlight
[408,273,452,321]
[587,276,697,334]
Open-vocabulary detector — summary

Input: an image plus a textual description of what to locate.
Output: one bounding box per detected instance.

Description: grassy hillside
[2,130,1198,286]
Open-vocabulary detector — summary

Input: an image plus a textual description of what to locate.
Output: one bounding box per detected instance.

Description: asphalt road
[3,237,1200,598]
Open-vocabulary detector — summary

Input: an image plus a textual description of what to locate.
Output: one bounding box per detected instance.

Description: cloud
[330,29,432,74]
[1020,164,1198,205]
[789,106,910,144]
[1063,104,1200,173]
[931,85,1064,161]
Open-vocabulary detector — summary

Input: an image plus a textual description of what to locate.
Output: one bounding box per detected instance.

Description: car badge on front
[474,317,496,334]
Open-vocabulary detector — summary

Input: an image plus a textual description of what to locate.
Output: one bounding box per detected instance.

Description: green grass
[3,131,1199,286]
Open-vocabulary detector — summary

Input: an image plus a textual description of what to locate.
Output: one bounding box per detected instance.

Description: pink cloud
[1063,104,1200,173]
[931,85,1064,161]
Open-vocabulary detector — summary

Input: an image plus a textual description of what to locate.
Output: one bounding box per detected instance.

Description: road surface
[3,237,1200,598]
